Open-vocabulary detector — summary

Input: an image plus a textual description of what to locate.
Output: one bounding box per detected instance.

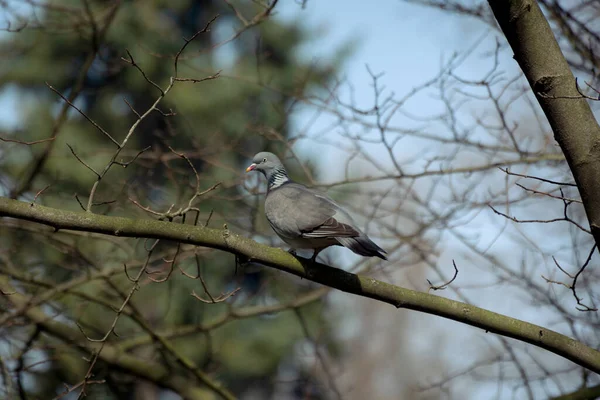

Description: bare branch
[46,82,120,147]
[0,197,599,374]
[427,260,459,291]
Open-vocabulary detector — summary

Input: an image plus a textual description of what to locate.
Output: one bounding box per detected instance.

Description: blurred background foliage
[0,0,349,398]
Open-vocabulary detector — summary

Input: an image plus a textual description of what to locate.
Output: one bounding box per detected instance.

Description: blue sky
[274,0,513,174]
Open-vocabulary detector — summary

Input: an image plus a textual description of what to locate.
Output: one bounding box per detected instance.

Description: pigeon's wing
[266,183,360,239]
[301,216,359,238]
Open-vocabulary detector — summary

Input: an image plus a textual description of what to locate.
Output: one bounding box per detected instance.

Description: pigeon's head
[246,152,283,176]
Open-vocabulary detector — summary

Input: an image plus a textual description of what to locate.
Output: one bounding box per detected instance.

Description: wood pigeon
[246,151,387,261]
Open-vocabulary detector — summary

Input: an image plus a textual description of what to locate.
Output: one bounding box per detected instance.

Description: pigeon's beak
[245,163,257,173]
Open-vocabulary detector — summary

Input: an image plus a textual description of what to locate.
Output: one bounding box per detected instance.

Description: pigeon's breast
[264,189,300,240]
[264,184,341,250]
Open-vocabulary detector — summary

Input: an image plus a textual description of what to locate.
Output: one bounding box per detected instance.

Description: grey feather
[246,152,387,260]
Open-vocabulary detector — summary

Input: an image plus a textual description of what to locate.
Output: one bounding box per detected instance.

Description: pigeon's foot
[310,249,322,264]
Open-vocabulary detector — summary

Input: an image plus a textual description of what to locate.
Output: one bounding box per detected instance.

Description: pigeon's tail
[337,236,387,260]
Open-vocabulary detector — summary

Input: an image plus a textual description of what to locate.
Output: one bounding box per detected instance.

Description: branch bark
[551,384,600,400]
[1,197,599,373]
[488,0,600,248]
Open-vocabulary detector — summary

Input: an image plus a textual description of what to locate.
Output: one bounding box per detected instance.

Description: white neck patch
[268,169,290,190]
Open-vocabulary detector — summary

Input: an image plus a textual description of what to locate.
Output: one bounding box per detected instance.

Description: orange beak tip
[245,164,256,173]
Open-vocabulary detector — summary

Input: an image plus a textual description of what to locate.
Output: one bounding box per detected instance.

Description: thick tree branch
[0,197,599,373]
[551,384,600,400]
[488,0,600,249]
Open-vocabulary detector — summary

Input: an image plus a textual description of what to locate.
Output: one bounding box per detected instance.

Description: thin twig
[46,83,120,147]
[428,260,459,291]
[174,15,219,76]
[0,136,55,145]
[499,167,577,187]
[66,144,100,178]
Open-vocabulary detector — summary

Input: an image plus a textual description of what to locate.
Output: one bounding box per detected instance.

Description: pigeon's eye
[262,158,267,163]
